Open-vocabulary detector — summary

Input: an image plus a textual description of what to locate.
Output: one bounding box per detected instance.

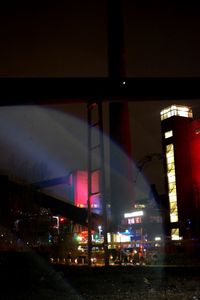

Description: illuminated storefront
[123,208,163,241]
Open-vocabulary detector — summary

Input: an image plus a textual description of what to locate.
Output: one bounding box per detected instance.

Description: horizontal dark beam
[32,175,70,189]
[0,77,200,105]
[8,179,102,228]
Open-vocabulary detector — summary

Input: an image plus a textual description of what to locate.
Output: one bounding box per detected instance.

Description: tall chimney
[108,0,134,230]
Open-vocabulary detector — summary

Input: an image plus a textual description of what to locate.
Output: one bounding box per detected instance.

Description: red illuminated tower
[161,105,200,240]
[68,170,102,214]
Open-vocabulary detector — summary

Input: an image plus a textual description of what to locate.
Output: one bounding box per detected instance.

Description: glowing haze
[0,105,154,210]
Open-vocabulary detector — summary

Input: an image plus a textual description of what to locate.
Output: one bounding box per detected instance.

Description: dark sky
[124,1,200,77]
[0,1,200,201]
[0,1,200,77]
[0,0,107,77]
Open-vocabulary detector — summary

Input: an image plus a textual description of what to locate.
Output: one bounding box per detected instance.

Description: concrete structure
[66,170,102,215]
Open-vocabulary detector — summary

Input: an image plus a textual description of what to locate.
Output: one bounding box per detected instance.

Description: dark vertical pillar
[87,102,92,266]
[98,101,109,266]
[87,101,109,266]
[107,0,134,230]
[109,103,133,229]
[0,175,10,228]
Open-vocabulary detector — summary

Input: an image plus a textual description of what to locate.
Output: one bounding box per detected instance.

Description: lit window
[170,213,178,223]
[171,228,180,240]
[168,181,176,190]
[128,218,134,224]
[134,217,142,224]
[168,169,175,177]
[160,105,193,120]
[169,193,176,199]
[168,182,176,192]
[167,163,175,172]
[127,217,142,224]
[168,175,176,182]
[166,143,174,152]
[166,156,174,164]
[169,194,177,201]
[170,202,178,212]
[134,204,146,209]
[165,143,179,227]
[165,130,173,139]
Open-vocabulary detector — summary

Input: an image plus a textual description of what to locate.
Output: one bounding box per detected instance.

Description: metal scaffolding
[87,100,109,266]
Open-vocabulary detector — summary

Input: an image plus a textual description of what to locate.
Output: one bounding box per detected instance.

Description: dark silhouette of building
[0,176,102,248]
[0,175,10,228]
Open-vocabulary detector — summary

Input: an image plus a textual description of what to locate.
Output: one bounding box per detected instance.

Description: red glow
[79,230,95,238]
[73,170,100,209]
[60,217,65,223]
[191,120,200,209]
[74,171,88,207]
[92,170,100,194]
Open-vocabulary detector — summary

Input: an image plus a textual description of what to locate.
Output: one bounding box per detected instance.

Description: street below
[0,251,200,299]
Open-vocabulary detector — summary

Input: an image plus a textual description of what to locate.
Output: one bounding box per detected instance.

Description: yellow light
[165,142,179,226]
[169,195,177,202]
[124,210,144,218]
[161,105,193,120]
[170,213,178,223]
[165,130,173,139]
[167,174,176,182]
[171,228,180,240]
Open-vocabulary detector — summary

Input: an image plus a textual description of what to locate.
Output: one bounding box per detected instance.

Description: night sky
[0,1,200,200]
[0,1,200,77]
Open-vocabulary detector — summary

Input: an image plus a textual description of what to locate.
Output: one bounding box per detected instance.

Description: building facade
[160,104,200,240]
[66,170,102,215]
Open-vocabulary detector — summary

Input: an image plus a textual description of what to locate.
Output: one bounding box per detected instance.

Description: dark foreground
[1,251,200,300]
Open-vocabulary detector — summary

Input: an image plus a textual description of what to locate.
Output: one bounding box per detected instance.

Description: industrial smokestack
[108,0,134,230]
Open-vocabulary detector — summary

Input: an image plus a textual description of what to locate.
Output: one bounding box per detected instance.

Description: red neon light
[74,170,100,208]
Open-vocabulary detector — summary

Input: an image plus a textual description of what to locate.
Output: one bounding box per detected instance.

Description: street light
[98,225,102,240]
[118,232,122,262]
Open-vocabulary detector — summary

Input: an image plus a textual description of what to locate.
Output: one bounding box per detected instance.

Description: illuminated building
[66,170,102,214]
[161,104,200,240]
[123,207,163,241]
